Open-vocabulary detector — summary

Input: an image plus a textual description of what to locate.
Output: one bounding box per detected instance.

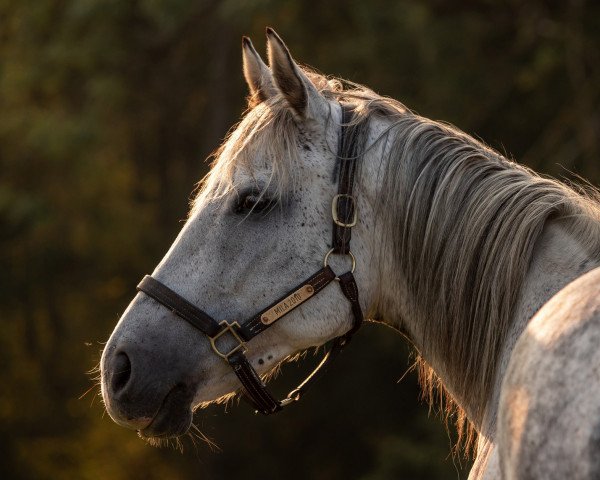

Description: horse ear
[242,36,276,106]
[265,27,327,120]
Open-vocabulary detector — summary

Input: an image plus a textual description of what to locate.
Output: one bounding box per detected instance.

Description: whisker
[190,423,221,452]
[175,437,184,454]
[186,431,199,453]
[78,383,98,401]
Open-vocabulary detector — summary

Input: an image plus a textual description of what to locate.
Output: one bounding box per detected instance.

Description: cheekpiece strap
[332,105,359,254]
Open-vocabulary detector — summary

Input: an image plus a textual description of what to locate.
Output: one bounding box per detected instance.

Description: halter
[136,105,363,415]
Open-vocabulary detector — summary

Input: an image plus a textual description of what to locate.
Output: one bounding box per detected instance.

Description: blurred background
[1,1,599,479]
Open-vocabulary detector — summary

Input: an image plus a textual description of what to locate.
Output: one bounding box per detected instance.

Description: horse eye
[235,193,274,214]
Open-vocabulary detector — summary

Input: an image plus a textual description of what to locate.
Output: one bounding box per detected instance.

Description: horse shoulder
[498,266,600,479]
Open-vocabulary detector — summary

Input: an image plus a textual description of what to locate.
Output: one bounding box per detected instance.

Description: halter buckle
[209,320,247,360]
[332,194,357,227]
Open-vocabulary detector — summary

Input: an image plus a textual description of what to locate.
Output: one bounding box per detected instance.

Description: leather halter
[137,105,363,415]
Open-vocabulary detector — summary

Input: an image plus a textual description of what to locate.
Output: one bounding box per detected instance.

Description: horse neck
[370,199,600,436]
[371,203,600,429]
[358,112,600,434]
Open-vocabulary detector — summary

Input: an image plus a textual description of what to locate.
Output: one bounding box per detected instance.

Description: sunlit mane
[191,68,600,449]
[190,98,296,214]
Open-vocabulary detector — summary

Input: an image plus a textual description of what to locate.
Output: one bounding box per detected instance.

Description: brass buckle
[331,194,357,227]
[209,320,247,360]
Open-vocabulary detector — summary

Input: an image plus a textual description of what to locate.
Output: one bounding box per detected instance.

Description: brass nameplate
[260,284,315,325]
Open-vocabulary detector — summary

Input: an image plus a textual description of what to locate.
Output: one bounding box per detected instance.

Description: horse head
[100,29,377,439]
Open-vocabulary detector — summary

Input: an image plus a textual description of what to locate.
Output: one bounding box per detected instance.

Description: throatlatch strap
[337,272,363,337]
[137,275,221,337]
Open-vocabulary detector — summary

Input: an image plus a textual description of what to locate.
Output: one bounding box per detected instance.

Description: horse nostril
[111,352,132,394]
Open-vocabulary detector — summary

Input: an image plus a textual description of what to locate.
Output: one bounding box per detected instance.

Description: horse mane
[192,68,600,452]
[342,81,600,451]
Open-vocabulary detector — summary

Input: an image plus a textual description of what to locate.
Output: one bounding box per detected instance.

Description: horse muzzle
[101,339,196,438]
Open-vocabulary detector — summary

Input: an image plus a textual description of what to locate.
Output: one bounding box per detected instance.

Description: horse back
[499,266,600,479]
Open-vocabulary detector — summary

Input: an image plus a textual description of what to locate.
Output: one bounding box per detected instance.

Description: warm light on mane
[191,68,600,451]
[190,101,294,211]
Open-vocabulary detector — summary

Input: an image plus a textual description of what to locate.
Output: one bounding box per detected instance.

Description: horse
[100,28,600,479]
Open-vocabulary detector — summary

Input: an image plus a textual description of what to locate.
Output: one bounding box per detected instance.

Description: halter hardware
[323,248,356,280]
[332,194,357,227]
[136,104,363,416]
[209,320,247,360]
[279,387,302,407]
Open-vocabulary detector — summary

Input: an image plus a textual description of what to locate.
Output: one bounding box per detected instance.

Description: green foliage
[1,1,598,479]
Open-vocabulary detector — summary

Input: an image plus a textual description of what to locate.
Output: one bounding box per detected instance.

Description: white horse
[100,29,600,479]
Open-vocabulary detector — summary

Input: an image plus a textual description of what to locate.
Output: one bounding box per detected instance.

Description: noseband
[136,105,363,415]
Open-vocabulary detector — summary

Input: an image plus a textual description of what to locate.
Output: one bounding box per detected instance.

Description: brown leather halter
[136,105,363,415]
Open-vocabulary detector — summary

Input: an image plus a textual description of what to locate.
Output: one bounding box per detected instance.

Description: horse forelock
[190,97,302,216]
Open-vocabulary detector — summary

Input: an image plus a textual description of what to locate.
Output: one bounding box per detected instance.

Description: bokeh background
[2,1,599,479]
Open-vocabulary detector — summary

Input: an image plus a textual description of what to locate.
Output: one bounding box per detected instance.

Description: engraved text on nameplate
[260,285,315,325]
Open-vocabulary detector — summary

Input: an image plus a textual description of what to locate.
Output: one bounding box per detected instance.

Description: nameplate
[260,284,315,325]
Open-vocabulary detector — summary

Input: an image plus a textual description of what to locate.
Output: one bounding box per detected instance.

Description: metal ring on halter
[323,248,356,280]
